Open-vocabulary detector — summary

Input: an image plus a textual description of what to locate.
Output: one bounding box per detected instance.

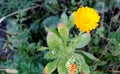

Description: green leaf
[41,16,59,28]
[38,47,49,51]
[60,12,68,25]
[43,59,58,74]
[95,61,107,66]
[81,62,90,74]
[96,27,105,37]
[68,13,74,30]
[57,58,68,74]
[6,19,19,34]
[109,31,120,41]
[71,0,76,5]
[75,33,91,49]
[58,23,69,45]
[45,27,59,36]
[74,53,85,64]
[80,50,100,62]
[26,43,36,52]
[30,22,39,33]
[47,32,64,50]
[92,71,104,74]
[44,51,57,60]
[45,0,58,5]
[111,49,120,56]
[93,35,100,45]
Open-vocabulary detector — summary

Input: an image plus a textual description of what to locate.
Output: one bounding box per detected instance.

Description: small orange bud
[69,64,77,74]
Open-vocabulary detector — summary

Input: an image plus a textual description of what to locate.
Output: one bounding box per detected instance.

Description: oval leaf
[38,47,48,51]
[68,13,74,30]
[41,16,59,28]
[47,32,64,50]
[60,12,68,25]
[57,58,68,74]
[75,33,91,49]
[81,62,90,74]
[44,51,57,60]
[58,23,69,45]
[43,59,58,74]
[80,50,100,62]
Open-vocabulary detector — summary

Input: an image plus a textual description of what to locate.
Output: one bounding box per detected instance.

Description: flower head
[74,6,100,32]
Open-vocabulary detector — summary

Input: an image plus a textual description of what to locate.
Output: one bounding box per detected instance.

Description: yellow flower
[74,6,100,32]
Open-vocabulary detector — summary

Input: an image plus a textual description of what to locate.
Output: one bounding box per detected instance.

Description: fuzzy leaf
[41,16,59,28]
[44,51,57,60]
[75,33,91,49]
[57,58,68,74]
[43,59,58,74]
[80,50,100,62]
[38,47,49,51]
[47,32,64,50]
[60,12,68,25]
[68,13,74,30]
[81,62,90,74]
[58,23,69,45]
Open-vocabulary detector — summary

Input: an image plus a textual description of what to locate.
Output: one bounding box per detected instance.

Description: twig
[105,70,120,73]
[100,0,104,27]
[0,69,5,71]
[0,4,40,23]
[109,11,114,32]
[0,28,18,35]
[0,28,8,34]
[0,38,8,42]
[0,68,18,73]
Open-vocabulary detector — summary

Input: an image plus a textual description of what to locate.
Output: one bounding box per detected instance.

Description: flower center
[83,16,90,24]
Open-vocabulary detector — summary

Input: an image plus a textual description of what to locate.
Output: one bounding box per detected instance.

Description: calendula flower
[74,6,100,32]
[69,64,77,74]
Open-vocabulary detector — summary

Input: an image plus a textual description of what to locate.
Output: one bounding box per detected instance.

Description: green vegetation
[0,0,120,74]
